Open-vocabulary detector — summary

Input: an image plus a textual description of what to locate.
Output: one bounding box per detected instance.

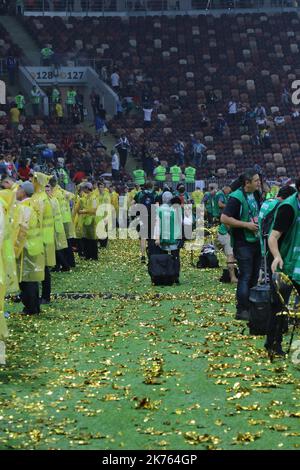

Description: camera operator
[221,169,262,321]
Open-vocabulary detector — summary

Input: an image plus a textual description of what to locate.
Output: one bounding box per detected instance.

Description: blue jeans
[233,242,261,313]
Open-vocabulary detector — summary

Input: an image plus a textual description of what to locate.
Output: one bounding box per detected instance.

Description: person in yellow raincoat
[0,188,19,295]
[31,172,55,305]
[97,182,111,249]
[51,177,76,268]
[0,187,19,365]
[45,183,70,272]
[80,182,99,260]
[72,183,86,257]
[0,195,8,365]
[15,181,45,315]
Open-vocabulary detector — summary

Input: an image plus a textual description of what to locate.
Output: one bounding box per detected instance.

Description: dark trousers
[76,238,85,257]
[119,150,128,168]
[19,282,40,314]
[65,239,75,267]
[55,249,70,270]
[83,238,98,260]
[41,266,51,301]
[32,104,39,117]
[233,242,261,313]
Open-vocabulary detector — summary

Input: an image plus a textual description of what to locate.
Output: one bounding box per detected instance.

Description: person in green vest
[184,165,196,193]
[41,45,54,66]
[15,92,25,115]
[170,164,182,190]
[214,185,232,220]
[133,181,156,263]
[258,185,296,257]
[66,86,77,118]
[203,185,219,226]
[216,185,237,283]
[133,168,146,187]
[30,85,41,117]
[221,169,262,321]
[154,161,166,189]
[153,191,182,283]
[267,180,300,356]
[51,86,60,115]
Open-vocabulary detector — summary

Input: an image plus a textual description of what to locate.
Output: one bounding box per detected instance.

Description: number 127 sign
[29,67,87,83]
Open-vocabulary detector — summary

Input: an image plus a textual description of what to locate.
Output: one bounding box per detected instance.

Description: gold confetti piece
[102,394,120,401]
[135,398,161,410]
[233,432,263,443]
[184,432,221,446]
[269,425,288,432]
[236,404,260,411]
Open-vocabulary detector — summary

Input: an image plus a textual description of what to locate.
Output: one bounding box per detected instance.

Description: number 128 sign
[29,67,87,84]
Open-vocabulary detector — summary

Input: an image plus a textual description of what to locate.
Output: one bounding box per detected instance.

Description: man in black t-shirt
[221,170,262,320]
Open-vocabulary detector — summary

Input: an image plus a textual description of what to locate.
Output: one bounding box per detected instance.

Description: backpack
[197,244,219,269]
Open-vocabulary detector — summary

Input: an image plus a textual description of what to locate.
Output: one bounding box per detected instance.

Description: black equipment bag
[248,284,271,335]
[248,236,271,335]
[197,244,219,269]
[148,254,179,286]
[197,253,219,269]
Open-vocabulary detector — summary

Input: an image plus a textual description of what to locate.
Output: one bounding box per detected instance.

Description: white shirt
[111,72,120,87]
[228,101,238,114]
[143,108,153,122]
[111,153,120,171]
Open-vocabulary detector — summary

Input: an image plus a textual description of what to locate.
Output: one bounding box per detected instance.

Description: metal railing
[22,0,300,15]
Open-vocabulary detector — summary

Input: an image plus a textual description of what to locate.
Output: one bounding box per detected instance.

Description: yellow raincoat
[31,173,56,267]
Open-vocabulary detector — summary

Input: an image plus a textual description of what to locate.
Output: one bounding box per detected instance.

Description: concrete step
[0,15,41,65]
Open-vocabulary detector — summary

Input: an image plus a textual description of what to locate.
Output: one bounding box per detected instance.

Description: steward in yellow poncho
[0,187,19,364]
[50,177,76,268]
[73,183,88,257]
[31,172,55,304]
[97,182,112,249]
[79,182,99,260]
[15,181,45,315]
[45,183,70,272]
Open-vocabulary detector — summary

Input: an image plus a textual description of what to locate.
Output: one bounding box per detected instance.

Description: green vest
[275,193,300,282]
[155,166,166,182]
[133,169,145,186]
[66,91,76,105]
[41,47,53,59]
[185,166,196,183]
[170,165,181,182]
[15,94,25,109]
[258,198,279,256]
[218,223,229,236]
[158,205,181,245]
[215,190,228,219]
[229,188,260,243]
[52,88,60,103]
[31,90,40,104]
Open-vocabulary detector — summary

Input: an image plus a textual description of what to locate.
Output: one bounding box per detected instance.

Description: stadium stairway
[0,15,40,65]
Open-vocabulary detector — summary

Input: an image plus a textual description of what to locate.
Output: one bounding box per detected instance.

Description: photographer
[221,169,262,320]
